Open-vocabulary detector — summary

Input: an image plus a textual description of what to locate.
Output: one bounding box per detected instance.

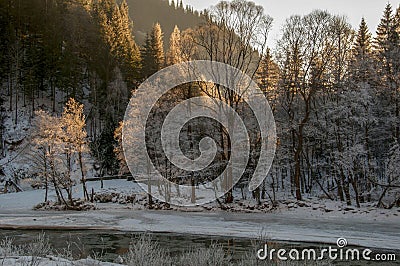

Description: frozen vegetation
[0,0,400,264]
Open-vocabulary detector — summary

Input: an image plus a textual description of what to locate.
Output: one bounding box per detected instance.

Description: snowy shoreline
[0,180,399,252]
[0,207,399,251]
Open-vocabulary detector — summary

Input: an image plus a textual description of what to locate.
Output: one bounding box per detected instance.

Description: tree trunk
[293,136,303,201]
[78,151,89,201]
[146,157,153,207]
[335,176,345,202]
[365,126,372,202]
[350,178,360,208]
[224,112,234,204]
[191,174,196,204]
[187,90,196,204]
[293,94,312,201]
[340,168,352,206]
[377,187,389,208]
[67,186,73,206]
[261,179,266,200]
[396,94,399,142]
[253,187,261,205]
[50,159,62,204]
[14,72,18,125]
[51,78,55,113]
[8,73,12,112]
[44,155,48,202]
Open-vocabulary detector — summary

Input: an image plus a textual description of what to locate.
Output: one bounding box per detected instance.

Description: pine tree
[352,18,373,83]
[93,0,115,50]
[346,19,378,203]
[375,3,397,68]
[394,5,400,35]
[257,48,280,96]
[141,34,153,78]
[355,18,372,57]
[375,3,400,142]
[152,22,165,70]
[141,22,165,77]
[166,25,182,65]
[111,0,141,86]
[94,0,141,86]
[393,5,400,142]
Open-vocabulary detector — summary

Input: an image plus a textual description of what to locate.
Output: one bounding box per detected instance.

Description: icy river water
[0,229,399,265]
[0,186,399,265]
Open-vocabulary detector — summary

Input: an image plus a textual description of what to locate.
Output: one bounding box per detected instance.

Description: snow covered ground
[0,256,123,266]
[0,180,399,252]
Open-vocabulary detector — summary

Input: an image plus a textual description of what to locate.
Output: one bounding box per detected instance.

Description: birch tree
[61,98,89,201]
[32,110,67,205]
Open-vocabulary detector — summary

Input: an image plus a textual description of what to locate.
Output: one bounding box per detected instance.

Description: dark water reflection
[0,230,398,265]
[0,229,255,261]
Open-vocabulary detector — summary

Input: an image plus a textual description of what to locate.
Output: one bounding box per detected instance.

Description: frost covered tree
[61,98,89,201]
[31,98,89,207]
[115,88,158,207]
[347,18,377,203]
[378,141,400,208]
[32,110,68,205]
[166,25,182,66]
[180,29,197,62]
[275,11,339,200]
[375,3,400,142]
[194,0,273,203]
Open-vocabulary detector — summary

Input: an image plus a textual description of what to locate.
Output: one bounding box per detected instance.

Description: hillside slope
[127,0,204,45]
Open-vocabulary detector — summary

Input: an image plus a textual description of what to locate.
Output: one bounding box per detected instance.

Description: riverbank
[0,180,399,252]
